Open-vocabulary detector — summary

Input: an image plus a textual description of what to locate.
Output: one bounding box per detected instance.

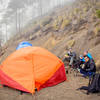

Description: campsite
[0,0,100,100]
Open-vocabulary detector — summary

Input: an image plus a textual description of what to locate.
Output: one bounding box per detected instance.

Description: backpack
[88,73,100,93]
[78,73,100,94]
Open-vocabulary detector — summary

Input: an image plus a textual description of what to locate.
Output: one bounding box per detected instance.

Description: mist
[0,0,75,45]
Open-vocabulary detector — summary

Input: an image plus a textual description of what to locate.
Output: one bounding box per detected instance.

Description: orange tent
[0,47,66,94]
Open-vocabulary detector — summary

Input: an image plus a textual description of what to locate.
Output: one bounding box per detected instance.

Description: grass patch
[66,40,75,48]
[96,9,100,18]
[61,19,70,30]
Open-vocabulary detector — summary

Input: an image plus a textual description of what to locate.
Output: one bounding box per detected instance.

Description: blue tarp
[16,41,32,50]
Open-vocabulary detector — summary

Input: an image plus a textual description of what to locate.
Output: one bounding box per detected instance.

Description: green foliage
[95,22,100,26]
[52,16,63,31]
[52,14,71,31]
[61,19,70,30]
[83,7,88,13]
[66,40,75,48]
[53,19,59,31]
[74,8,79,14]
[96,10,100,18]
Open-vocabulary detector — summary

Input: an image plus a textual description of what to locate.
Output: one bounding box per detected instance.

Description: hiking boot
[66,70,68,74]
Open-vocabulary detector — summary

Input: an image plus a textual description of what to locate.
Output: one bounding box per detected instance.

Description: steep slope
[0,0,100,69]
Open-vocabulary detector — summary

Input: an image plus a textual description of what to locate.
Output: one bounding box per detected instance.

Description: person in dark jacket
[78,55,96,77]
[79,51,93,64]
[65,48,76,66]
[83,51,93,60]
[79,55,85,66]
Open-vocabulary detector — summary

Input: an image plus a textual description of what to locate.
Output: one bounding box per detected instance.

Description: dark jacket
[84,59,96,72]
[68,51,76,58]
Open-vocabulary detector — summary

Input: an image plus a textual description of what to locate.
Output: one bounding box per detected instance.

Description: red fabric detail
[0,70,29,93]
[39,64,67,90]
[0,64,66,93]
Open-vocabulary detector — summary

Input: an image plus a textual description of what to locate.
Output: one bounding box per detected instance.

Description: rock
[34,25,41,33]
[41,17,53,26]
[29,35,37,40]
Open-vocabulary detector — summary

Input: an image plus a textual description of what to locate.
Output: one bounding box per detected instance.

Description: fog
[0,0,75,45]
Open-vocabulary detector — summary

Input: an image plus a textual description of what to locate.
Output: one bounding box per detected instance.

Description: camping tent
[0,47,66,94]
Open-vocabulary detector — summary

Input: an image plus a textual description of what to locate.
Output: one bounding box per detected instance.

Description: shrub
[52,16,63,31]
[53,19,59,31]
[83,7,88,13]
[96,10,100,18]
[43,37,57,49]
[66,40,75,48]
[61,19,70,30]
[74,8,79,14]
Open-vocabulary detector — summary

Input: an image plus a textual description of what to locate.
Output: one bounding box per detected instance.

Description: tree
[38,0,43,16]
[0,30,3,48]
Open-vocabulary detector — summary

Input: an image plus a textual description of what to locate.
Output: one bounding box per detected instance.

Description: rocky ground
[0,73,100,100]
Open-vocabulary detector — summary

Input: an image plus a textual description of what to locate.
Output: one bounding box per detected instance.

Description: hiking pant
[63,56,76,66]
[69,57,74,66]
[63,57,70,62]
[80,69,95,78]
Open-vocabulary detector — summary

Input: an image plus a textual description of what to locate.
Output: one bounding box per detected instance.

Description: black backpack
[78,73,100,94]
[88,73,100,93]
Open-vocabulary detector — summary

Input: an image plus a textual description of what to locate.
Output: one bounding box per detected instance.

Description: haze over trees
[0,0,75,46]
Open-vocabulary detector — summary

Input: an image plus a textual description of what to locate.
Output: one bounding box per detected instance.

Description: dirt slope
[0,74,100,100]
[0,0,100,66]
